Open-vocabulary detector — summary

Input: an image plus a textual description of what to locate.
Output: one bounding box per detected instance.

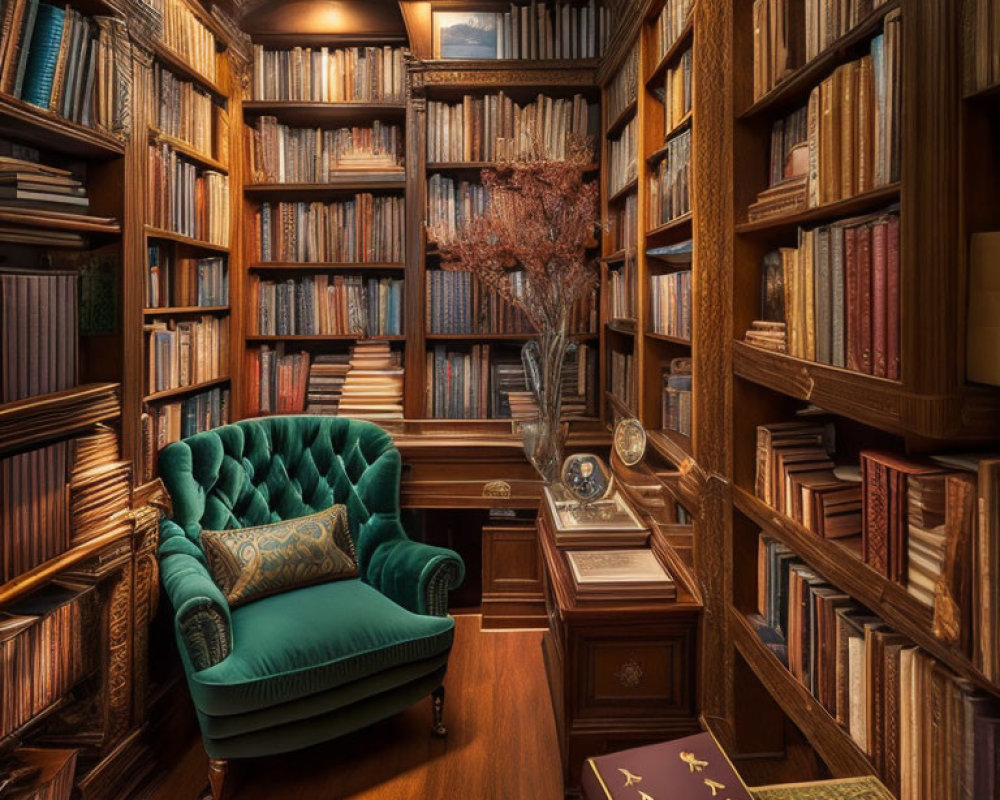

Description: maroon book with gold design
[581,732,753,800]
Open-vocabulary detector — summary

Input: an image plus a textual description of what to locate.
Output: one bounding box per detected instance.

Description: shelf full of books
[150,0,221,91]
[250,45,406,103]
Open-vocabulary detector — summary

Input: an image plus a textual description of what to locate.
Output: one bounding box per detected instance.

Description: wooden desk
[538,505,702,798]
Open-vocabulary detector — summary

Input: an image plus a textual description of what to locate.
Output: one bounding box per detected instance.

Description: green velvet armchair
[157,416,465,799]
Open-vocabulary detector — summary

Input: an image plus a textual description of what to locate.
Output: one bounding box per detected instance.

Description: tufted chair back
[158,416,400,554]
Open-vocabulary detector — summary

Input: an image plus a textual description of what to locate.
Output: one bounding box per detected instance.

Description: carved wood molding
[409,58,597,95]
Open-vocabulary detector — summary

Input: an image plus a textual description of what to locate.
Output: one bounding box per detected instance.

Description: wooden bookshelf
[244,175,407,196]
[145,226,231,253]
[0,383,121,457]
[246,335,406,343]
[247,261,406,272]
[0,93,124,159]
[242,101,407,125]
[151,41,227,99]
[148,126,228,173]
[143,306,230,316]
[142,376,232,404]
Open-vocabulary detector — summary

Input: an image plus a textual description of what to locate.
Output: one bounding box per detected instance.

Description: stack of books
[565,549,675,602]
[69,424,130,545]
[246,117,404,182]
[336,340,404,421]
[0,157,88,213]
[305,353,351,414]
[426,92,597,163]
[255,196,405,263]
[0,268,77,402]
[744,320,787,352]
[251,45,406,103]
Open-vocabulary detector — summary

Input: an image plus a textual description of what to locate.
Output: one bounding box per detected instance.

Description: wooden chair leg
[208,758,230,800]
[431,685,447,737]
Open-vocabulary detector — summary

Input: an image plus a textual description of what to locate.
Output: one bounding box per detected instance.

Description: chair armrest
[360,514,465,616]
[159,519,233,672]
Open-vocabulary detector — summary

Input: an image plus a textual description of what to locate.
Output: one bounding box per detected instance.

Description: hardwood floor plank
[147,615,562,800]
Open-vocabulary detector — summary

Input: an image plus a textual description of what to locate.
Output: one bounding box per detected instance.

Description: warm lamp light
[304,2,344,30]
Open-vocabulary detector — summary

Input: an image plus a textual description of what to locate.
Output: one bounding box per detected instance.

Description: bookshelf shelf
[151,41,227,99]
[647,428,692,466]
[601,250,634,264]
[733,486,999,697]
[247,261,406,272]
[143,306,230,316]
[644,18,693,90]
[415,59,600,99]
[0,526,132,608]
[0,93,124,159]
[728,605,876,777]
[645,212,692,241]
[605,98,638,138]
[733,341,906,435]
[144,226,230,253]
[148,127,227,173]
[735,184,901,236]
[0,383,120,457]
[606,319,637,337]
[244,176,406,197]
[241,101,407,126]
[246,335,405,342]
[645,331,690,346]
[143,376,231,404]
[738,0,902,120]
[0,208,121,236]
[646,112,692,163]
[607,177,639,205]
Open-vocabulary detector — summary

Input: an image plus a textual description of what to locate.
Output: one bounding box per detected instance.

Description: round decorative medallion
[613,417,647,467]
[560,453,613,504]
[616,659,644,688]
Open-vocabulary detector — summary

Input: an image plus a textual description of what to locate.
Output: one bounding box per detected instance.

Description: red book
[844,224,860,372]
[581,732,753,800]
[857,221,873,374]
[871,218,888,377]
[886,214,900,380]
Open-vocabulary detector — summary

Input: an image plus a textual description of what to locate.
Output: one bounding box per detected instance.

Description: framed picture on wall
[432,11,498,59]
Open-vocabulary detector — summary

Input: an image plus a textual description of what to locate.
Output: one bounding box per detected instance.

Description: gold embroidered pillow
[200,505,357,608]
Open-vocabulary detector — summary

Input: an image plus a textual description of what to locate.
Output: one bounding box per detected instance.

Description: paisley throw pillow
[201,505,357,608]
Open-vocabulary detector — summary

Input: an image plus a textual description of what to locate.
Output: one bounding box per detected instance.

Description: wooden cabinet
[482,524,547,629]
[537,506,701,797]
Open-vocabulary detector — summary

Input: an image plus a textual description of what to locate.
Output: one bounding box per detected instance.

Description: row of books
[148,143,230,246]
[425,174,488,245]
[254,196,404,264]
[151,0,216,82]
[653,0,693,63]
[251,275,404,337]
[146,386,229,454]
[426,343,595,419]
[967,0,1000,93]
[749,207,899,378]
[660,48,691,134]
[649,268,691,339]
[648,128,690,226]
[251,45,405,103]
[245,341,404,420]
[246,117,404,184]
[607,117,637,197]
[0,268,77,403]
[612,193,637,252]
[426,93,597,164]
[0,2,129,133]
[607,260,635,320]
[749,14,901,220]
[146,248,227,309]
[804,0,895,66]
[0,583,97,740]
[662,357,691,436]
[146,314,228,395]
[451,0,606,61]
[0,440,68,583]
[605,45,637,124]
[151,62,214,157]
[610,348,635,410]
[754,533,1000,799]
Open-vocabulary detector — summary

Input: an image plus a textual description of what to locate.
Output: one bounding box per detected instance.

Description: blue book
[21,2,62,108]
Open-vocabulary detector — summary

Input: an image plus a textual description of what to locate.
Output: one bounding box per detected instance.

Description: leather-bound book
[933,473,976,650]
[885,214,900,379]
[871,217,888,377]
[581,731,752,800]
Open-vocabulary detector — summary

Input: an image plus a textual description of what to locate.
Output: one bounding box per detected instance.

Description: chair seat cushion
[187,579,455,717]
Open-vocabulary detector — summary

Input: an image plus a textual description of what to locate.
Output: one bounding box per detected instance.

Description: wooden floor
[147,615,563,800]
